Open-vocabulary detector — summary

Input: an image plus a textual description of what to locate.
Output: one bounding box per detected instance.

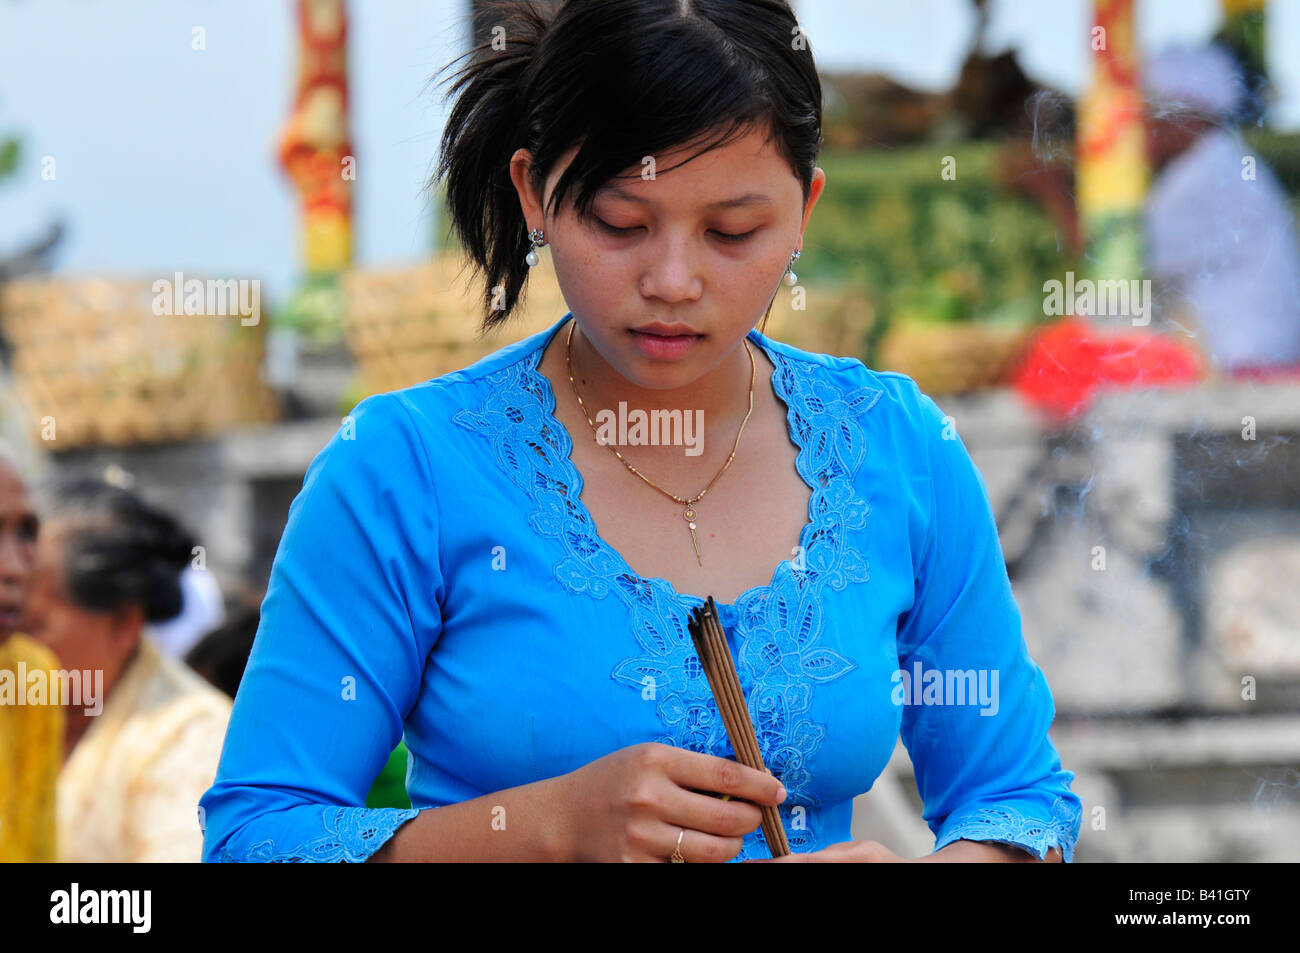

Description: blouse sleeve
[894,383,1082,862]
[200,392,442,862]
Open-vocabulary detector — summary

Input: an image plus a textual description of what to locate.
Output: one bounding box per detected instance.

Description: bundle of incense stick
[686,596,791,858]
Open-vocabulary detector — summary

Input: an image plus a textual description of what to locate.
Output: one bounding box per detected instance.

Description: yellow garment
[57,636,232,862]
[0,634,64,863]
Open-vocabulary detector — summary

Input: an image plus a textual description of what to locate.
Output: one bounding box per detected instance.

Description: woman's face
[511,124,825,391]
[23,529,141,685]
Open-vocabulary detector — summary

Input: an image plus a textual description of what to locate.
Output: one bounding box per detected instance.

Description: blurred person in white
[21,474,232,862]
[1144,44,1300,371]
[150,567,227,661]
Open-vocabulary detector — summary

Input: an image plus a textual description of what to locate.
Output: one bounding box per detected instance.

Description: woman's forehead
[0,458,28,501]
[548,127,793,205]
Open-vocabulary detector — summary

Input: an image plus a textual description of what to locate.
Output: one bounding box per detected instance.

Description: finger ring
[670,828,686,863]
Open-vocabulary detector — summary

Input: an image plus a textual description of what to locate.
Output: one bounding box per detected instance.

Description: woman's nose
[639,233,704,303]
[0,530,33,583]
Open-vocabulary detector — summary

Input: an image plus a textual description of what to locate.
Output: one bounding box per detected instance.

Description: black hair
[432,0,823,334]
[43,477,196,624]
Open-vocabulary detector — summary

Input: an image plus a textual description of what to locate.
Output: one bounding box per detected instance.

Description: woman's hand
[744,839,1061,862]
[743,839,910,863]
[548,742,787,862]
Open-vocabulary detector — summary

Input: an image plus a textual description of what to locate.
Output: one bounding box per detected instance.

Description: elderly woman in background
[22,477,232,862]
[0,448,59,863]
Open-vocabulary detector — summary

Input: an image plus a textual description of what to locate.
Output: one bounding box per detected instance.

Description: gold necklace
[565,319,755,567]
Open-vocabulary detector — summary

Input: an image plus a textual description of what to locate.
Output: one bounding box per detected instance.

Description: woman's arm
[200,392,445,862]
[367,777,569,862]
[922,840,1063,863]
[751,838,1064,863]
[892,381,1083,863]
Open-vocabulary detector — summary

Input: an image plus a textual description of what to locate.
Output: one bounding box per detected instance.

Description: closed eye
[594,217,758,244]
[594,217,642,237]
[711,227,758,244]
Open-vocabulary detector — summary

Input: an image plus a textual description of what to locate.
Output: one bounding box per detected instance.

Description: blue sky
[1,0,1295,311]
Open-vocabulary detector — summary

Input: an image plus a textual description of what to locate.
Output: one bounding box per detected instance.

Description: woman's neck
[561,320,765,439]
[61,640,141,765]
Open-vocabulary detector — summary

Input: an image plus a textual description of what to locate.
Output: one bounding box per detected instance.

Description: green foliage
[1242,129,1300,220]
[0,137,17,181]
[280,273,344,343]
[1215,11,1267,84]
[802,143,1072,361]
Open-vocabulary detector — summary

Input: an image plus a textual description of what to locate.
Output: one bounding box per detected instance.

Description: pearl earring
[525,228,546,267]
[784,248,801,286]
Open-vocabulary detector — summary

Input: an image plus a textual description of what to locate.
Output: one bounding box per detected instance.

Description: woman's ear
[509,148,545,230]
[108,602,145,657]
[799,167,826,236]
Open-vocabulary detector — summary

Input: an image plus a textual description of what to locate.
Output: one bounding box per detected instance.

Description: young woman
[202,0,1081,863]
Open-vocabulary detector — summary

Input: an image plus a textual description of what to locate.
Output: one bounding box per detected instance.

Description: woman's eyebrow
[598,183,772,209]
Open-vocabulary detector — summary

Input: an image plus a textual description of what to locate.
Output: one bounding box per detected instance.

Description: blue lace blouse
[200,312,1082,863]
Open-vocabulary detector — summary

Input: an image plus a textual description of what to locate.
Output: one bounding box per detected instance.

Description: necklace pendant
[684,506,702,567]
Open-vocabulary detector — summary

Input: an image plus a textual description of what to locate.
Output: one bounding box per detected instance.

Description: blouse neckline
[521,312,818,617]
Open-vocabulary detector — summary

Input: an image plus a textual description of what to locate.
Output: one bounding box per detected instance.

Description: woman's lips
[628,328,703,359]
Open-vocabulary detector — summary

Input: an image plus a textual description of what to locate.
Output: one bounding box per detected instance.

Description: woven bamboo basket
[876,319,1034,395]
[0,275,279,450]
[342,255,564,394]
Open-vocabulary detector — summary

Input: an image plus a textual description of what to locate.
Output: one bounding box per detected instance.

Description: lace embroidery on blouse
[936,796,1082,862]
[453,336,884,859]
[221,806,421,863]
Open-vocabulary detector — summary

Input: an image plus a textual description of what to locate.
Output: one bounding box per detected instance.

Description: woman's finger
[655,824,744,864]
[656,783,764,838]
[658,746,785,807]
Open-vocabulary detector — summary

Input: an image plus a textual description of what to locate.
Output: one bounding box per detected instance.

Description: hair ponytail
[433,0,556,336]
